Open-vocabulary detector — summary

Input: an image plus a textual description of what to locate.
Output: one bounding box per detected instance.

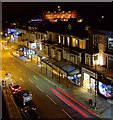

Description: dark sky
[2,2,113,21]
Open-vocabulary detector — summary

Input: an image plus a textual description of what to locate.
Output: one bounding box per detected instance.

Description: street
[2,48,98,119]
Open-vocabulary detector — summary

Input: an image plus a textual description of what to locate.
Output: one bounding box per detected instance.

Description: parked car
[20,106,40,120]
[14,89,32,107]
[9,82,22,94]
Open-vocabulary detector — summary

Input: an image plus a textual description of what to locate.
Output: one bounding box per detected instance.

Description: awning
[53,60,68,68]
[41,57,57,68]
[61,64,80,75]
[62,64,76,73]
[41,58,80,76]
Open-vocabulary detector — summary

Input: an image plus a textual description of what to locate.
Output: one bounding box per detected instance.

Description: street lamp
[94,54,97,110]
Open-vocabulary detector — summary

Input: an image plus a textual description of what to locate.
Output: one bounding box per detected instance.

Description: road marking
[29,79,34,84]
[62,109,73,120]
[36,85,43,92]
[20,77,24,82]
[11,63,14,65]
[46,95,56,104]
[34,71,57,87]
[34,76,38,79]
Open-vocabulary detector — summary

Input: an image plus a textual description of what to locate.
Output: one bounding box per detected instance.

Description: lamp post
[94,54,97,110]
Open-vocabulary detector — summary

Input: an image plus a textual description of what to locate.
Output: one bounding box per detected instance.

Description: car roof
[18,89,30,93]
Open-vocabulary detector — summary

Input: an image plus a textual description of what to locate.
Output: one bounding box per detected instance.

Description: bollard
[89,98,93,107]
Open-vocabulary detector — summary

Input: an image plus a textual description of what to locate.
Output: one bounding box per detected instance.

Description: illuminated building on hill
[42,5,78,22]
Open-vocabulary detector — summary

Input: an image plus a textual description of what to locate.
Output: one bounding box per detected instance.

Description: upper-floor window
[67,37,70,46]
[79,39,86,49]
[44,34,47,40]
[108,37,113,50]
[72,38,78,47]
[63,36,65,45]
[70,55,75,63]
[58,35,61,43]
[36,33,38,39]
[93,35,98,46]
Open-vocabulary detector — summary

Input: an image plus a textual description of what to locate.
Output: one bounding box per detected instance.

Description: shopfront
[68,70,81,86]
[82,67,97,91]
[26,49,36,59]
[98,74,113,99]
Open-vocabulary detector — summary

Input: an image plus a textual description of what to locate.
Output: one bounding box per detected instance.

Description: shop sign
[82,67,97,78]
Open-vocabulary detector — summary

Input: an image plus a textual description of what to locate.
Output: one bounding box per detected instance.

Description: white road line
[34,76,38,79]
[11,63,13,65]
[29,79,34,84]
[36,85,43,92]
[46,95,56,104]
[62,109,73,120]
[20,77,24,82]
[34,71,57,87]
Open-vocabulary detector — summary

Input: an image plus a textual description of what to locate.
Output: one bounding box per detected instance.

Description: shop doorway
[83,73,90,89]
[90,78,95,91]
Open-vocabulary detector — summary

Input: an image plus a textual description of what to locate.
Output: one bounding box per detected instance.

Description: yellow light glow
[99,53,103,66]
[93,53,104,66]
[0,32,3,35]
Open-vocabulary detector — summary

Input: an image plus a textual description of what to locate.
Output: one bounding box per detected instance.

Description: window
[51,49,55,58]
[41,34,43,39]
[108,55,113,70]
[63,36,65,45]
[93,35,98,46]
[108,37,113,50]
[79,40,86,49]
[94,55,98,60]
[58,35,61,43]
[58,51,62,61]
[44,34,47,40]
[85,54,90,65]
[72,38,78,47]
[70,55,75,63]
[67,37,70,46]
[63,50,67,59]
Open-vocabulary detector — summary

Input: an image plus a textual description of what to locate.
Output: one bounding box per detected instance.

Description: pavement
[1,71,22,119]
[16,55,113,120]
[2,87,22,119]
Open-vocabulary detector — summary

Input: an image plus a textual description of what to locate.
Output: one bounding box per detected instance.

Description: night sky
[2,2,113,21]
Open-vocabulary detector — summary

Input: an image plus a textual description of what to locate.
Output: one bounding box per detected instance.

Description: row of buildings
[6,15,113,99]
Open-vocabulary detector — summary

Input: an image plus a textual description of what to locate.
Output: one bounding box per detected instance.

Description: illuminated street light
[0,32,3,35]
